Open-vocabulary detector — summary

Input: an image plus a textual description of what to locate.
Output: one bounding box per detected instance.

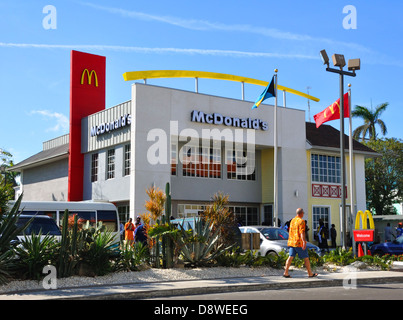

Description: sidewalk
[2,264,403,300]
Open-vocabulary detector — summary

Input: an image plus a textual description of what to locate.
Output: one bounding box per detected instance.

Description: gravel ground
[0,262,379,294]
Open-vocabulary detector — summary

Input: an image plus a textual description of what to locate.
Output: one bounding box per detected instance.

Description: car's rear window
[17,217,62,236]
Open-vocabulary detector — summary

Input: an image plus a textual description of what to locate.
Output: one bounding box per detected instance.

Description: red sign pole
[68,51,106,201]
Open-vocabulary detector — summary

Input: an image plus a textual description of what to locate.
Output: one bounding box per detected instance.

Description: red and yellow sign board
[353,210,375,242]
[68,51,105,201]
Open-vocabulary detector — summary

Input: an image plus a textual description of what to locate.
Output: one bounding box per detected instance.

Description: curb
[2,270,403,300]
[78,276,403,300]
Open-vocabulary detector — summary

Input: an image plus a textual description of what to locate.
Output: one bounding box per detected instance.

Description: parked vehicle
[170,217,200,230]
[9,201,120,244]
[16,214,62,241]
[369,235,403,256]
[239,226,321,256]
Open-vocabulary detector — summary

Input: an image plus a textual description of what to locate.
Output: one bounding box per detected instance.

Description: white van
[10,201,120,243]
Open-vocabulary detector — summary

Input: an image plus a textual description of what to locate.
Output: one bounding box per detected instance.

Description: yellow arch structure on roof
[122,70,320,102]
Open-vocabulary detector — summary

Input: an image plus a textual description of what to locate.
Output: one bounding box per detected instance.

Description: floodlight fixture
[348,58,361,71]
[332,54,346,68]
[320,50,329,66]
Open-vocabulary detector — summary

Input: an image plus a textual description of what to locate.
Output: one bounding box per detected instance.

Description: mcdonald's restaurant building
[10,51,377,245]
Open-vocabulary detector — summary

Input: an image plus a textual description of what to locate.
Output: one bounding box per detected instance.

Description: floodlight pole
[324,66,356,249]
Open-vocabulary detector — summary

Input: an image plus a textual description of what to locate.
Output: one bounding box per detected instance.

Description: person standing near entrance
[125,218,135,245]
[384,223,393,242]
[283,208,318,278]
[330,224,337,248]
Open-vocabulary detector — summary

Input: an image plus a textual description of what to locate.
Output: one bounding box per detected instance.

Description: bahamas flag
[252,76,276,109]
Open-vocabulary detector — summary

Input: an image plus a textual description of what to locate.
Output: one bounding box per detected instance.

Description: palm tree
[352,102,388,141]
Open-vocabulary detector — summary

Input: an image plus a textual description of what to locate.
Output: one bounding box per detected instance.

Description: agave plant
[0,194,32,284]
[13,231,59,280]
[177,217,234,267]
[118,241,149,271]
[77,221,119,276]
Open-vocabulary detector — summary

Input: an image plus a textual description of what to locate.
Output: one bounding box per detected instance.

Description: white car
[239,226,320,257]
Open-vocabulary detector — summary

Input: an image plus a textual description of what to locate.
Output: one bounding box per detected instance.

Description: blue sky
[1,0,402,164]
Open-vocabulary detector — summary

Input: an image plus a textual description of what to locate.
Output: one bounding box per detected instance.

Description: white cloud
[30,110,69,133]
[0,42,317,60]
[79,2,372,53]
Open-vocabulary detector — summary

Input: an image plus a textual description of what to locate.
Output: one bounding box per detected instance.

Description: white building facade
[12,83,377,245]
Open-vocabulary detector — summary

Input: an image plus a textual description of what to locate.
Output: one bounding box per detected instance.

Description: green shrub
[57,209,79,278]
[292,249,323,269]
[118,241,149,271]
[215,248,256,267]
[13,231,59,280]
[357,254,393,270]
[77,221,119,276]
[0,194,32,284]
[322,247,355,266]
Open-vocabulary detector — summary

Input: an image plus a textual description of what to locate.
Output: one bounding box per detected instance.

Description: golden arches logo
[324,101,340,118]
[354,210,375,245]
[81,69,98,87]
[354,210,375,230]
[122,70,320,102]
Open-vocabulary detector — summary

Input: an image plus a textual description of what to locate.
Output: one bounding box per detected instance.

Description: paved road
[146,282,403,300]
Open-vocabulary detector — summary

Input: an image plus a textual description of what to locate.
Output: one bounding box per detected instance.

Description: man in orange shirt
[283,208,318,278]
[125,218,135,245]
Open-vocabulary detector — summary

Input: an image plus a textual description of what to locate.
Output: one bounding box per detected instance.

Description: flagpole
[348,84,357,256]
[273,69,278,227]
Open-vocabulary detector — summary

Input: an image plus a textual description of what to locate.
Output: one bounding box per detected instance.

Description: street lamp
[319,49,360,249]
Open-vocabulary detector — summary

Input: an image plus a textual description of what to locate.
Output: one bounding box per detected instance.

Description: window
[311,154,340,183]
[209,147,221,178]
[107,149,115,179]
[124,144,130,176]
[171,142,177,176]
[226,148,256,181]
[97,210,118,232]
[67,211,96,228]
[312,206,330,239]
[118,205,130,225]
[177,204,259,226]
[177,204,206,218]
[228,206,259,226]
[91,153,98,182]
[17,217,61,236]
[182,145,221,179]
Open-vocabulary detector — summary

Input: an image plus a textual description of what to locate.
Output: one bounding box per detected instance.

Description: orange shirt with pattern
[287,216,306,247]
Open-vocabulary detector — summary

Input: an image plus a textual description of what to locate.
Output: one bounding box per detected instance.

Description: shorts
[288,246,309,259]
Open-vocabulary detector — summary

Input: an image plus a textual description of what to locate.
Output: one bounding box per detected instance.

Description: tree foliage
[364,138,403,215]
[352,103,388,141]
[0,149,19,213]
[201,192,239,248]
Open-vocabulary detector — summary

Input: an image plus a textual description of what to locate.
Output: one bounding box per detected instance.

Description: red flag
[313,92,349,128]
